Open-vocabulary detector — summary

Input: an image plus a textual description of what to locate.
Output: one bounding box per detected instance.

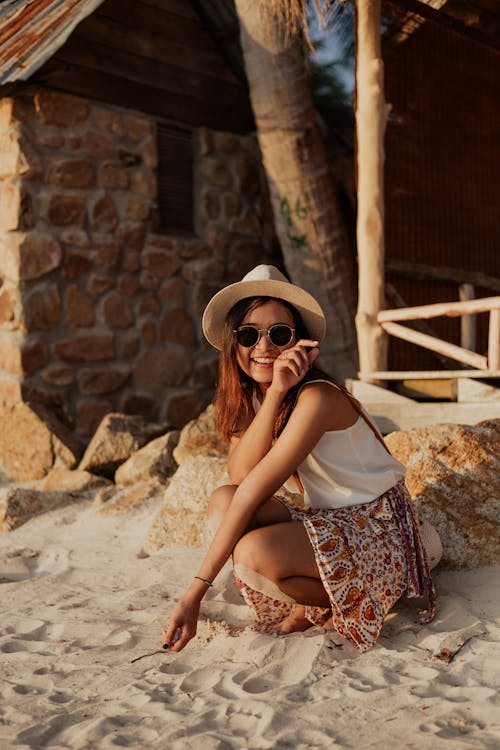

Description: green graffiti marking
[289,233,308,249]
[279,197,309,249]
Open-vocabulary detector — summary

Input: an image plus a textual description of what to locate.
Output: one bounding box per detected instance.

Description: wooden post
[459,283,476,352]
[355,0,389,382]
[488,309,500,369]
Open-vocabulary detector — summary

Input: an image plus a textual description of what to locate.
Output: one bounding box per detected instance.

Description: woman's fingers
[162,621,179,649]
[307,346,320,367]
[163,625,193,653]
[162,623,192,653]
[277,340,319,378]
[162,599,200,653]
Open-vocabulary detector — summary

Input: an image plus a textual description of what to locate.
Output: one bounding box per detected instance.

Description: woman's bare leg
[208,487,328,633]
[233,521,330,634]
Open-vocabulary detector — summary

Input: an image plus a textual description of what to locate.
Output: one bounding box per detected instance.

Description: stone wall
[0,87,279,440]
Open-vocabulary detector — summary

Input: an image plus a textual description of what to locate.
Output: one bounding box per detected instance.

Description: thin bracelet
[194,576,214,587]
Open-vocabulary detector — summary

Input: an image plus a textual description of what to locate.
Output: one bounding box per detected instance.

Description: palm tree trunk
[234,0,358,380]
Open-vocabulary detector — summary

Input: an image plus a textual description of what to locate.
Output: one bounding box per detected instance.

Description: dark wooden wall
[383,13,499,371]
[31,0,253,133]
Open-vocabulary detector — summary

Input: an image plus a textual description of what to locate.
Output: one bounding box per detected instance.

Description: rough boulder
[173,404,228,465]
[0,400,80,482]
[114,431,179,485]
[78,413,165,478]
[386,419,500,568]
[146,455,229,552]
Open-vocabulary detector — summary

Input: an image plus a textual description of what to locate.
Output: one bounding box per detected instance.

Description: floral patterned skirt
[234,480,436,652]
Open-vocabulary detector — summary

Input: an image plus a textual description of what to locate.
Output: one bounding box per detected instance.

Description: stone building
[0,0,280,449]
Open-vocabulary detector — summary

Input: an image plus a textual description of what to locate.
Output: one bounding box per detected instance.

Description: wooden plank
[385,281,456,367]
[488,309,500,369]
[55,36,247,111]
[133,0,198,19]
[380,321,489,370]
[367,401,500,434]
[398,379,456,400]
[459,283,476,351]
[386,259,500,294]
[355,0,388,378]
[73,12,239,84]
[33,62,253,133]
[378,296,500,322]
[359,370,500,380]
[457,378,500,403]
[98,0,213,43]
[345,379,414,403]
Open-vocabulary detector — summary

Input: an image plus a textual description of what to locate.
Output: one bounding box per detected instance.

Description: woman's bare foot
[270,605,313,635]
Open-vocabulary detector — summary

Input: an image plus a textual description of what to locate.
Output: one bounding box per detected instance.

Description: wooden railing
[359,295,500,381]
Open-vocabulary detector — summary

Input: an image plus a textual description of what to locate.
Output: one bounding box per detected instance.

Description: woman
[163,265,436,653]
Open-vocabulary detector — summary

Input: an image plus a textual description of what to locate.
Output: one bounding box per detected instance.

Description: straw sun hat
[202,264,326,351]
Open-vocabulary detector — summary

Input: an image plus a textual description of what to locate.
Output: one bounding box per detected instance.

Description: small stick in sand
[130,648,168,663]
[432,636,473,664]
[131,630,181,662]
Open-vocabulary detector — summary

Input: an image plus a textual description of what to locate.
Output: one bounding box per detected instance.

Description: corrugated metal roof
[0,0,105,84]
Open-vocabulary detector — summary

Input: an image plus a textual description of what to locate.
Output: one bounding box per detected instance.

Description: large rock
[0,487,80,532]
[386,420,500,568]
[40,467,112,493]
[78,413,165,478]
[114,430,179,485]
[173,404,228,466]
[92,481,163,517]
[0,401,80,482]
[146,455,229,552]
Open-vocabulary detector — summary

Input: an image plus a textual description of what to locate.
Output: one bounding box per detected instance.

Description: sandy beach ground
[1,495,499,750]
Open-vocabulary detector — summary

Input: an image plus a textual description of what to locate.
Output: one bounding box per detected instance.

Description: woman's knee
[234,522,318,583]
[206,484,237,533]
[207,484,237,516]
[233,532,257,572]
[233,528,275,578]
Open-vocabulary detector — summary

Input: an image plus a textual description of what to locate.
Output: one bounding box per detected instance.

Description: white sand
[1,497,499,750]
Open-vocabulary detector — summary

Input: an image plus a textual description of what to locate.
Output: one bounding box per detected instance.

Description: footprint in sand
[12,684,46,696]
[5,618,47,638]
[102,628,137,647]
[0,548,40,582]
[0,641,30,653]
[339,660,440,699]
[230,632,322,694]
[48,691,74,704]
[223,700,275,739]
[178,666,222,693]
[0,546,70,583]
[419,714,487,740]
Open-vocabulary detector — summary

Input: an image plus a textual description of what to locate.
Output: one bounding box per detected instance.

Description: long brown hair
[214,296,331,441]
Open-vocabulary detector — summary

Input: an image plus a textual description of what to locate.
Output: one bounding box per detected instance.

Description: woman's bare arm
[163,382,335,652]
[227,387,284,484]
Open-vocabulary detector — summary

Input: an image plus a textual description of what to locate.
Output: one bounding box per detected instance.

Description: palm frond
[265,0,349,47]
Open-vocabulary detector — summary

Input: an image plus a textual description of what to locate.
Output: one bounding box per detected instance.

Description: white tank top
[254,379,406,509]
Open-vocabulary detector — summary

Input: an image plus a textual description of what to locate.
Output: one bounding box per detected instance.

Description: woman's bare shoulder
[296,379,358,430]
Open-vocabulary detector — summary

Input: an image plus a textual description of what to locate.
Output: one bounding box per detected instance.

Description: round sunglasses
[233,324,295,348]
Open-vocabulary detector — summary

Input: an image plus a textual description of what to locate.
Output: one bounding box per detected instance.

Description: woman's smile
[251,356,276,367]
[236,300,295,388]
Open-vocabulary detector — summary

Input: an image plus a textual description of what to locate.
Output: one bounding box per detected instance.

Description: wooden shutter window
[157,124,194,233]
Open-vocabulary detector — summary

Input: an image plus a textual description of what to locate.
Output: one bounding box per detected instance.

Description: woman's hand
[270,339,320,395]
[162,596,200,653]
